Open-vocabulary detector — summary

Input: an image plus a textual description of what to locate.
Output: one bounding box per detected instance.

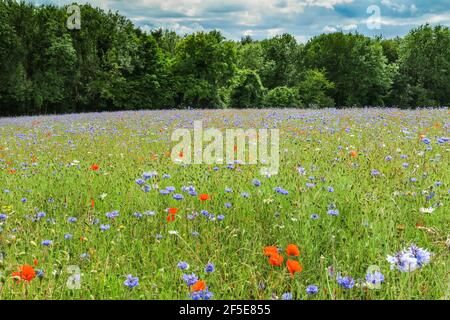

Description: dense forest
[1,1,450,116]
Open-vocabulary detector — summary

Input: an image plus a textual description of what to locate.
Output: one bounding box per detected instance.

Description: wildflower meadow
[0,108,448,300]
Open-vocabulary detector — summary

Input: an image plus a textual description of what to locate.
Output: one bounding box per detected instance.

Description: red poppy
[287,259,302,277]
[264,246,279,257]
[286,244,300,257]
[8,169,16,174]
[349,150,358,158]
[268,253,284,267]
[167,214,176,222]
[90,164,99,171]
[33,259,39,267]
[91,199,95,209]
[12,264,36,282]
[168,208,178,215]
[199,194,210,201]
[191,280,206,292]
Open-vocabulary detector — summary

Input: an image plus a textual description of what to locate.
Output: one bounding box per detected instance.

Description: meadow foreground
[0,108,448,300]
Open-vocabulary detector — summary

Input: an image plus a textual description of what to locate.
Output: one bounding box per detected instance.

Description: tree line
[1,1,449,116]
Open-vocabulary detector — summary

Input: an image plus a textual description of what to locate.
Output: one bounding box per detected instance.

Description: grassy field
[0,108,448,300]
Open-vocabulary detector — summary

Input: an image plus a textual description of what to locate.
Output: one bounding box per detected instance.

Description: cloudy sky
[32,0,450,41]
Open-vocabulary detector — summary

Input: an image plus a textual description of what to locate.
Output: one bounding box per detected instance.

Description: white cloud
[342,23,358,31]
[323,25,338,33]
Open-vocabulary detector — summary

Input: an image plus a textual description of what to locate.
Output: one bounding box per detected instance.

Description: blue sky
[32,0,450,41]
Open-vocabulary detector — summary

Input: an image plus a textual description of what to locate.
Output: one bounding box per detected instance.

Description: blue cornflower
[134,212,143,219]
[274,187,289,195]
[159,189,170,195]
[422,138,431,145]
[281,292,293,300]
[0,214,7,221]
[306,183,316,188]
[68,217,77,223]
[306,285,319,295]
[371,169,381,176]
[435,181,443,187]
[177,262,189,270]
[385,156,392,161]
[143,171,157,180]
[410,177,417,182]
[3,189,10,193]
[190,289,213,300]
[64,233,73,240]
[100,224,110,231]
[201,210,210,217]
[173,193,184,200]
[142,185,151,193]
[217,215,225,221]
[252,179,261,187]
[225,202,232,208]
[106,210,119,219]
[205,263,215,273]
[41,240,53,246]
[182,273,198,287]
[225,188,233,193]
[155,233,163,240]
[365,271,385,286]
[337,274,355,289]
[124,274,139,288]
[327,209,339,216]
[327,186,334,193]
[21,198,27,203]
[310,214,319,220]
[241,192,250,198]
[80,253,90,260]
[36,269,45,278]
[402,163,409,168]
[36,211,46,220]
[135,179,145,186]
[192,231,200,237]
[166,186,176,192]
[163,174,171,179]
[144,211,155,216]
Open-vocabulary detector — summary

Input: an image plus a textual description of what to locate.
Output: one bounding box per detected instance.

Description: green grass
[0,108,448,300]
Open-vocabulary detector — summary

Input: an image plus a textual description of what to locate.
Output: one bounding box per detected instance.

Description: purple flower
[274,187,289,195]
[205,263,215,273]
[68,217,77,223]
[106,210,119,219]
[217,215,225,221]
[182,273,198,287]
[100,224,110,231]
[306,285,319,295]
[365,271,385,285]
[173,194,184,200]
[252,179,261,187]
[64,233,73,240]
[337,274,355,289]
[124,274,139,288]
[327,209,339,216]
[135,179,145,186]
[177,262,189,270]
[41,240,53,247]
[281,292,293,300]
